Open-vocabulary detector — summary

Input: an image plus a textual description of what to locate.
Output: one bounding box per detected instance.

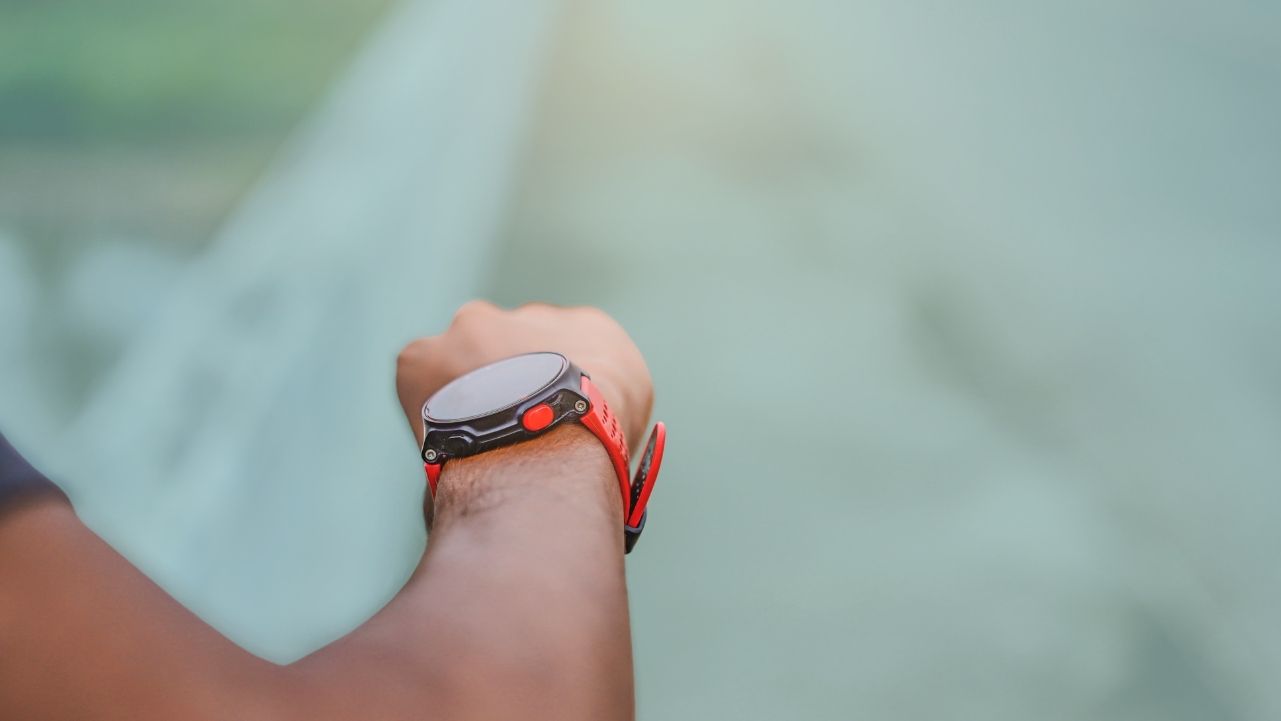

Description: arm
[0,301,650,721]
[289,423,632,721]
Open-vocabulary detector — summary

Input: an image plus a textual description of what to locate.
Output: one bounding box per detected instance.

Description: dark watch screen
[424,352,568,423]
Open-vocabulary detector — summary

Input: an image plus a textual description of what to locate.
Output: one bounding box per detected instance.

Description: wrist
[430,424,623,535]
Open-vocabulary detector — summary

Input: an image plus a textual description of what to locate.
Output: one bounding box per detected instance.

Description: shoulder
[0,432,68,520]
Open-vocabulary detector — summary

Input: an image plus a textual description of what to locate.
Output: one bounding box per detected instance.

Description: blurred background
[2,0,1280,719]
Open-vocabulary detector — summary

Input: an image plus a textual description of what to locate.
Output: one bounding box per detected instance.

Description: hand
[396,301,655,454]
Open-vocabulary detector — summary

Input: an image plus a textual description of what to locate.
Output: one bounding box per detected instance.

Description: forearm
[289,423,634,721]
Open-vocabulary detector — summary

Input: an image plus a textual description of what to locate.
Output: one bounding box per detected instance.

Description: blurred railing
[42,0,560,660]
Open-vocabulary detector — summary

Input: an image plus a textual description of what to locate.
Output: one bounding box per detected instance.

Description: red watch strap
[626,421,665,528]
[578,375,633,515]
[424,461,442,495]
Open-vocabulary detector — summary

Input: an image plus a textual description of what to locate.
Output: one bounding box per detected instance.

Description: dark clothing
[0,432,66,514]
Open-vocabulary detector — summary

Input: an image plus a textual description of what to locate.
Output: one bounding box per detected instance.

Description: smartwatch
[419,351,666,553]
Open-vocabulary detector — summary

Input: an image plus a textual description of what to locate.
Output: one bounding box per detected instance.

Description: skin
[0,301,654,721]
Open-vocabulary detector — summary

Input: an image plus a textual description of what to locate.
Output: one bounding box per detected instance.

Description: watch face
[424,352,568,423]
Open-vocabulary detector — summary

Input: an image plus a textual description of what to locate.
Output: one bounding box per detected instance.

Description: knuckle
[396,337,432,368]
[453,299,498,324]
[572,304,609,321]
[516,301,559,314]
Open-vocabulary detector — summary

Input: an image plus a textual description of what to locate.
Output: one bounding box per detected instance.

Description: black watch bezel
[419,352,590,466]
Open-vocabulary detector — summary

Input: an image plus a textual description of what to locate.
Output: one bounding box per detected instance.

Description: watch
[419,351,666,553]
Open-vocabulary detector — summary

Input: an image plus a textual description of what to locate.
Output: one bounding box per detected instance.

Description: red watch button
[522,403,555,432]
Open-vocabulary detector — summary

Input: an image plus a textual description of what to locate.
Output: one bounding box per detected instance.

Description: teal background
[2,1,1280,719]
